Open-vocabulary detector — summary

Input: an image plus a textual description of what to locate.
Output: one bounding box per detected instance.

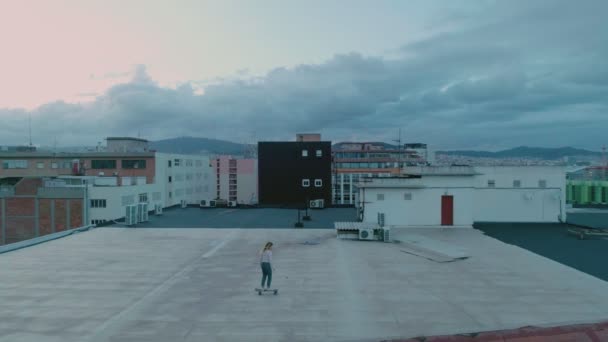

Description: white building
[357,166,566,227]
[154,153,215,208]
[83,152,215,225]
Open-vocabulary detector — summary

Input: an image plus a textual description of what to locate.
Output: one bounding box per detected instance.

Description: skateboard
[255,288,278,295]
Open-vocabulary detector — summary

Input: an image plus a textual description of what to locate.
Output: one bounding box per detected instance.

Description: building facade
[0,138,216,228]
[211,156,258,204]
[357,166,566,227]
[258,137,332,206]
[332,142,428,205]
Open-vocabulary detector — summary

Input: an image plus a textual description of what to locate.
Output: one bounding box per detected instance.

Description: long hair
[263,242,273,252]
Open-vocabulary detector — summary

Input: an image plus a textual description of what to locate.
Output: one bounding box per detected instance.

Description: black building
[258,140,332,206]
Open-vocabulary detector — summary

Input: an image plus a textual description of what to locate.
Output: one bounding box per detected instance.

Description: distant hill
[150,137,251,156]
[437,146,602,160]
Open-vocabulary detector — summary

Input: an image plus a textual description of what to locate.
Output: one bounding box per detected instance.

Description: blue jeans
[261,262,272,288]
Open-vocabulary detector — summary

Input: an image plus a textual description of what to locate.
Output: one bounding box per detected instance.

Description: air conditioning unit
[155,204,163,215]
[378,213,385,227]
[181,200,187,208]
[138,203,149,222]
[228,200,237,207]
[125,205,137,226]
[381,227,391,242]
[359,228,375,241]
[309,199,325,209]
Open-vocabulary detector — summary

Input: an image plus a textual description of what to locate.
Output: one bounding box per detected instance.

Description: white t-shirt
[260,250,272,263]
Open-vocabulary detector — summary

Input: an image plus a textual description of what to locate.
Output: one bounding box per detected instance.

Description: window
[196,160,202,167]
[302,150,308,157]
[139,193,148,203]
[302,179,310,187]
[314,179,322,187]
[404,193,412,200]
[513,180,521,188]
[186,159,193,167]
[168,160,172,168]
[168,176,172,183]
[90,199,107,208]
[539,180,547,188]
[91,160,116,169]
[169,192,172,198]
[91,219,107,225]
[2,160,28,169]
[316,150,322,157]
[487,180,496,188]
[122,160,147,169]
[174,159,181,166]
[36,162,45,169]
[51,162,58,169]
[377,194,385,201]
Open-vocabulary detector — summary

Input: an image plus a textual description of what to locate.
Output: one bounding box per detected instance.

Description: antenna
[392,128,402,171]
[28,114,32,147]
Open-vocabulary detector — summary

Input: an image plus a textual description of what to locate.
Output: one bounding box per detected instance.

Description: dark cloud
[0,1,607,150]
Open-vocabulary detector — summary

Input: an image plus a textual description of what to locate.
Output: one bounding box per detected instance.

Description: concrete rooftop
[0,227,607,342]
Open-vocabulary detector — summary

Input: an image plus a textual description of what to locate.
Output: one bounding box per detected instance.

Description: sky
[0,0,606,150]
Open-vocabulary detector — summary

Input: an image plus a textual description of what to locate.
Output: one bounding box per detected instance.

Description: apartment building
[0,138,215,229]
[211,156,258,204]
[332,142,428,205]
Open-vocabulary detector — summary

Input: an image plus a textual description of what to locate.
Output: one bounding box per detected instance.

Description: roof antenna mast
[28,114,33,147]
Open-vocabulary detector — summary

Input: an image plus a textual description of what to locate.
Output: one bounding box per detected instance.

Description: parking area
[124,207,357,229]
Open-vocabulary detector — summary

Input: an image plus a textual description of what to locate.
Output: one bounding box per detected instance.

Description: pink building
[211,156,258,204]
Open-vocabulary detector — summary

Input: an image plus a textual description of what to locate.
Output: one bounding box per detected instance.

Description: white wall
[360,176,475,227]
[237,173,258,204]
[88,183,161,223]
[154,153,215,207]
[358,167,567,227]
[362,187,474,227]
[474,166,566,222]
[474,188,562,222]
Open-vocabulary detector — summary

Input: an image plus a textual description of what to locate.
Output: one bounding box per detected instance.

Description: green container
[602,181,608,204]
[593,182,603,204]
[571,181,580,204]
[580,183,590,205]
[566,181,573,204]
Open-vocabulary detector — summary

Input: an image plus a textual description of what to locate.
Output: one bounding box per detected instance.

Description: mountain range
[435,146,602,160]
[38,137,602,160]
[149,137,253,156]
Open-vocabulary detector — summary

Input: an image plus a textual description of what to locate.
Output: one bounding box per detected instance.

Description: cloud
[0,0,607,150]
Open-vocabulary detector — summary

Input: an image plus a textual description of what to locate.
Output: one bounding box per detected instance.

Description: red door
[441,195,453,226]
